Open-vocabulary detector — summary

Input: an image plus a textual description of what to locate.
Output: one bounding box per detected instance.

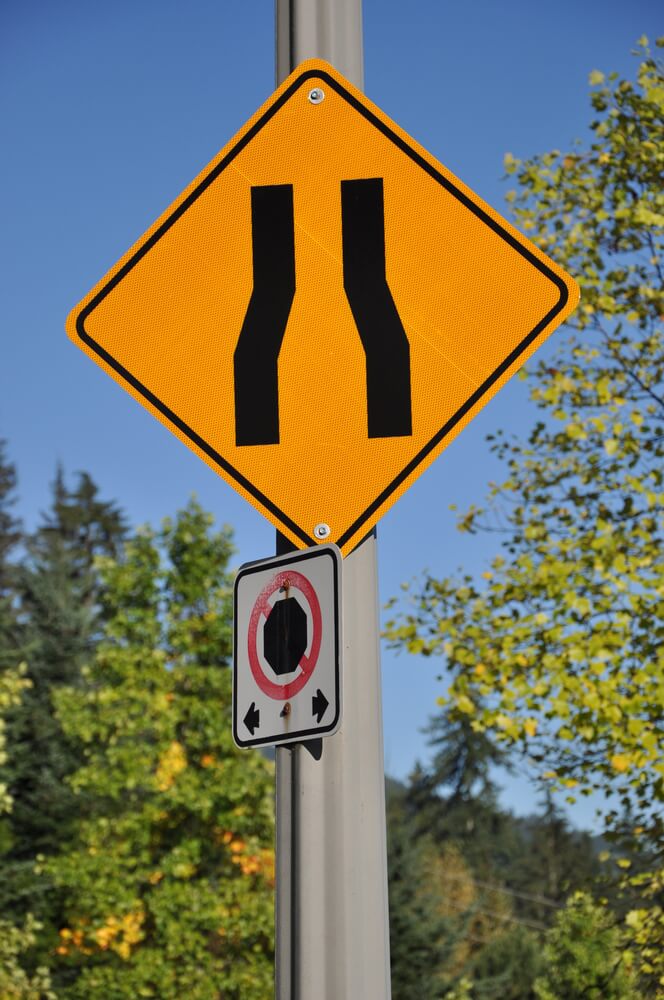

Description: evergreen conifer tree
[1,468,126,929]
[505,795,600,927]
[407,712,517,875]
[0,438,22,673]
[0,439,27,883]
[387,786,457,1000]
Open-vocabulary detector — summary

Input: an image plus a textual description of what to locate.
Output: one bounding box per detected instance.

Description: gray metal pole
[276,535,391,999]
[274,5,392,995]
[276,0,364,86]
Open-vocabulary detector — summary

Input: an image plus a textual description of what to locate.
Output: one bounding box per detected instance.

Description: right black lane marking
[234,184,296,445]
[341,178,412,438]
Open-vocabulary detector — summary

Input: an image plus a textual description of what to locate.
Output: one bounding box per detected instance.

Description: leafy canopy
[386,36,663,842]
[47,501,275,999]
[385,37,663,994]
[534,892,641,1000]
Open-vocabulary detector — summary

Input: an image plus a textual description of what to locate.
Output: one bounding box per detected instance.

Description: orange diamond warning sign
[66,59,579,555]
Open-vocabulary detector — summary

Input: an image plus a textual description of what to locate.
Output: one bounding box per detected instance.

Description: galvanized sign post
[274,11,392,1000]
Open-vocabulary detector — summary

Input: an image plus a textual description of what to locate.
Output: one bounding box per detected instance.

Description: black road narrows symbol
[234,178,412,447]
[341,178,412,438]
[234,185,296,446]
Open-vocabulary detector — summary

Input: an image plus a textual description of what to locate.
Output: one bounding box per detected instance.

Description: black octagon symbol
[264,596,307,676]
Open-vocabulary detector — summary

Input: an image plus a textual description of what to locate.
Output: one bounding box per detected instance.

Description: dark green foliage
[534,893,642,1000]
[408,712,600,920]
[387,785,457,1000]
[46,501,274,998]
[1,468,126,934]
[425,711,507,804]
[0,439,22,861]
[385,40,664,992]
[504,796,601,927]
[388,768,604,998]
[387,710,603,998]
[405,713,524,879]
[0,438,22,672]
[469,927,543,1000]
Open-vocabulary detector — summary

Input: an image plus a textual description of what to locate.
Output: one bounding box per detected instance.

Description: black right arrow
[243,702,260,735]
[312,689,329,723]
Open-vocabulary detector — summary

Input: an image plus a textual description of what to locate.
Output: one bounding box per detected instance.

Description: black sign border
[75,65,569,552]
[232,545,342,749]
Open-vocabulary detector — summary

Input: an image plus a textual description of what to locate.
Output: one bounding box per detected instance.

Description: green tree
[403,713,521,878]
[0,439,23,863]
[0,439,21,674]
[0,446,54,996]
[0,915,55,1000]
[385,39,663,992]
[0,667,31,853]
[469,926,543,1000]
[1,469,127,941]
[9,469,127,858]
[402,717,599,925]
[444,980,473,1000]
[421,711,508,807]
[47,501,274,999]
[534,892,640,1000]
[388,777,548,999]
[0,666,54,999]
[503,797,600,927]
[387,786,457,999]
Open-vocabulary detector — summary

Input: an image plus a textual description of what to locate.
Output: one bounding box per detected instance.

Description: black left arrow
[243,702,260,735]
[312,689,329,723]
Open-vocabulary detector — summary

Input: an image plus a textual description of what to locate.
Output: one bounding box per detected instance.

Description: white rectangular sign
[233,544,342,748]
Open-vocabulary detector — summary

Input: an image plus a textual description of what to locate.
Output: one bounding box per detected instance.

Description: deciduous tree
[534,892,640,1000]
[385,38,663,992]
[48,501,274,998]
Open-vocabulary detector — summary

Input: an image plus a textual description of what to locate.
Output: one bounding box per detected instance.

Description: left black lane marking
[234,185,296,445]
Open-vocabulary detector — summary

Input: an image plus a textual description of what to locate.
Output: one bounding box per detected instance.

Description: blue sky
[1,0,659,827]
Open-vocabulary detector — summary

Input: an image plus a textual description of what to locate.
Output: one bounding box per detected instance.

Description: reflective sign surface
[233,545,342,748]
[67,60,579,554]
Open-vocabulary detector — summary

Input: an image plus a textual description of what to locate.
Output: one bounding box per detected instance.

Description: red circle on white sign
[247,569,322,700]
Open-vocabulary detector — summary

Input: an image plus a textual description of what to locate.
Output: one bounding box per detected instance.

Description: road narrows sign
[66,59,579,555]
[233,544,342,748]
